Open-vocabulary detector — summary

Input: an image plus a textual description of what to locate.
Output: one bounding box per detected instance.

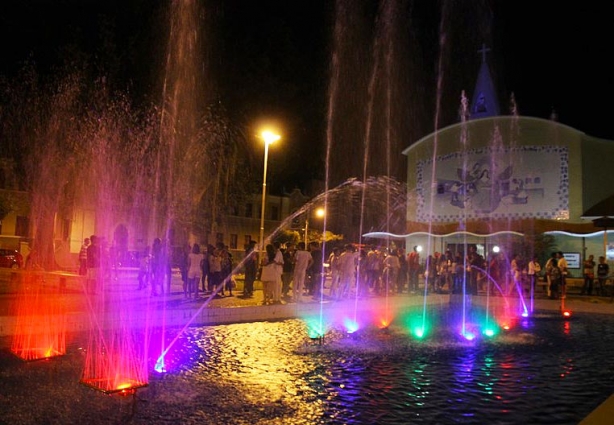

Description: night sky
[1,1,613,193]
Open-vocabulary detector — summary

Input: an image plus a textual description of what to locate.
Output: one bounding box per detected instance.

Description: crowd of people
[78,234,175,297]
[245,243,612,303]
[76,234,612,303]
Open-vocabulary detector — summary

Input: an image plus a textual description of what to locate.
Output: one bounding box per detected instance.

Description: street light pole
[259,130,280,252]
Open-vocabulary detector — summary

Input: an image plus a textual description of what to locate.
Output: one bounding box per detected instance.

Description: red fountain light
[80,273,149,395]
[11,271,67,361]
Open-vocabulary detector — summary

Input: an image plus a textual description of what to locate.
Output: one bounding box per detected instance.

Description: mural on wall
[416,146,569,222]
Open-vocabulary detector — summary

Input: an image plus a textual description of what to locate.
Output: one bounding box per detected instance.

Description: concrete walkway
[2,268,614,338]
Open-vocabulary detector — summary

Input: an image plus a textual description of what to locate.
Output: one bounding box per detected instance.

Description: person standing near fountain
[467,246,484,296]
[272,242,284,303]
[293,242,313,303]
[137,246,150,290]
[281,243,296,300]
[78,238,90,276]
[452,253,464,294]
[308,241,324,298]
[86,235,101,294]
[150,238,163,296]
[527,255,541,296]
[407,246,421,294]
[556,252,569,296]
[581,254,596,296]
[544,252,557,298]
[200,244,210,294]
[209,243,223,296]
[337,244,359,299]
[424,254,438,293]
[260,244,281,305]
[217,243,234,296]
[549,259,562,299]
[366,246,382,295]
[327,246,342,299]
[186,244,204,299]
[488,252,502,295]
[597,256,609,296]
[383,248,400,295]
[509,253,522,296]
[242,240,258,298]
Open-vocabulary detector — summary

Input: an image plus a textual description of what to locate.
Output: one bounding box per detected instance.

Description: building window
[271,205,279,221]
[245,203,253,218]
[15,216,29,237]
[230,234,238,250]
[216,233,224,245]
[244,235,252,248]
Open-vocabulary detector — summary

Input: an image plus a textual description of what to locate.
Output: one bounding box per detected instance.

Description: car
[0,249,24,269]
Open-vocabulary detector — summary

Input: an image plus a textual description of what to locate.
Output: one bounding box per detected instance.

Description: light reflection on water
[2,313,613,424]
[150,313,614,425]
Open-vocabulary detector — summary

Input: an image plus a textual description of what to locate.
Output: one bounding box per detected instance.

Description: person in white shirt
[556,251,569,295]
[337,244,359,299]
[292,242,313,303]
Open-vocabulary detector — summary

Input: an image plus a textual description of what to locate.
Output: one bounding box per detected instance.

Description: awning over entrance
[582,194,614,259]
[402,219,602,236]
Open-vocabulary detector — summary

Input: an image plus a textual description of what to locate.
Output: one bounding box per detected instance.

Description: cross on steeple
[478,43,490,63]
[469,42,500,119]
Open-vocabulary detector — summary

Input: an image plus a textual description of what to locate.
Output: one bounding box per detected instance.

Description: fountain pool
[1,309,613,424]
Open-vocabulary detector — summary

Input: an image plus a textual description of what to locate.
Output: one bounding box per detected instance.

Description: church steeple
[470,43,500,119]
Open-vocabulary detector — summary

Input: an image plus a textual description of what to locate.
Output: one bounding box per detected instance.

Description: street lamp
[304,207,325,247]
[259,130,280,252]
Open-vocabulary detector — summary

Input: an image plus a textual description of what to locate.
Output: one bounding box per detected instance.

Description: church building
[400,45,614,275]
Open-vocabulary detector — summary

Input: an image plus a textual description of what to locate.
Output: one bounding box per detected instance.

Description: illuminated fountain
[11,272,67,361]
[6,0,240,396]
[1,1,596,423]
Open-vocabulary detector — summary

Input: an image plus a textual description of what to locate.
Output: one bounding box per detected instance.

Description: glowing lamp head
[562,310,572,318]
[261,130,281,145]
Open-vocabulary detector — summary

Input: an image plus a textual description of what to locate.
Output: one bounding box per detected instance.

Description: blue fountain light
[154,356,167,373]
[483,328,495,338]
[343,318,360,334]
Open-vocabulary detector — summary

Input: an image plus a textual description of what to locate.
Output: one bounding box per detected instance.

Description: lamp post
[259,130,280,252]
[304,207,325,247]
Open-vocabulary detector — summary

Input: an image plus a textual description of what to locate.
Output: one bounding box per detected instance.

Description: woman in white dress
[260,244,281,305]
[187,244,204,298]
